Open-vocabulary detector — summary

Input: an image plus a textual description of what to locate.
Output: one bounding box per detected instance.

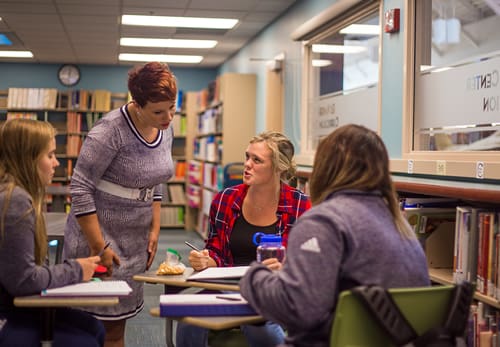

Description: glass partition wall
[414,0,500,152]
[295,1,381,165]
[399,0,500,179]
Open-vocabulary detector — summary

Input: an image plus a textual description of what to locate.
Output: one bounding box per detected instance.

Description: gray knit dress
[63,104,173,320]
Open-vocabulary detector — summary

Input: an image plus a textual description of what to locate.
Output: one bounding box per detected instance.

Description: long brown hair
[0,119,56,264]
[309,124,413,238]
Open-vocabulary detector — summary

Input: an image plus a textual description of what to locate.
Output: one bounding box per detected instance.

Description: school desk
[150,306,264,329]
[134,268,253,347]
[14,295,119,347]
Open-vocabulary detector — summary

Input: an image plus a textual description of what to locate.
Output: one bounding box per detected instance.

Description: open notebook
[41,280,132,297]
[187,266,249,284]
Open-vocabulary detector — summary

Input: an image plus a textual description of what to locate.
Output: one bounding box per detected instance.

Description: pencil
[98,241,111,257]
[215,295,242,301]
[184,241,202,252]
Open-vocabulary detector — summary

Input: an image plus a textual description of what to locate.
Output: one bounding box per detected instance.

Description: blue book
[159,293,257,317]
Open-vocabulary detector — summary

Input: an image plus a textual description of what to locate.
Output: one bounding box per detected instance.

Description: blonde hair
[0,119,56,264]
[309,124,414,239]
[250,131,296,182]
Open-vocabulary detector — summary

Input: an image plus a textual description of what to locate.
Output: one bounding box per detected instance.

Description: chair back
[330,285,458,347]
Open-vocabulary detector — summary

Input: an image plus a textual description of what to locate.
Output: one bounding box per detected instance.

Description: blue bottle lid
[253,232,282,245]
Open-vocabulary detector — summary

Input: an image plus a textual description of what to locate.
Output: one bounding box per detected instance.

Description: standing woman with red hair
[64,62,178,347]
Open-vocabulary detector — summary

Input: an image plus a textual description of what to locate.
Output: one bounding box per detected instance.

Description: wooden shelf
[392,175,500,203]
[297,168,500,203]
[429,268,500,309]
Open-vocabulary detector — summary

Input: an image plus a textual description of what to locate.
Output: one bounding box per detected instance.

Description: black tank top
[229,213,277,266]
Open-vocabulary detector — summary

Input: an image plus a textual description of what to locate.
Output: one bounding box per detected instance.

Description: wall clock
[58,64,81,87]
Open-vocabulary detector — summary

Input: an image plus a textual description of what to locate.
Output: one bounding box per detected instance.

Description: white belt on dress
[96,180,154,202]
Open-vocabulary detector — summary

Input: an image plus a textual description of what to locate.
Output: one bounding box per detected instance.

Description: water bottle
[252,232,285,263]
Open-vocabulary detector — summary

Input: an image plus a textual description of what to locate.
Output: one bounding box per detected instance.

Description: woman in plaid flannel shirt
[177,131,311,347]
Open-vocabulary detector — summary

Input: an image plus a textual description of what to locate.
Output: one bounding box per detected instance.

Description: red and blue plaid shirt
[205,183,311,267]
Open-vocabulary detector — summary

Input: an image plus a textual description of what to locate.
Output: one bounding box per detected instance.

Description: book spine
[159,304,256,317]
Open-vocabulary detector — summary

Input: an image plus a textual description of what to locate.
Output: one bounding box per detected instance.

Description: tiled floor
[123,228,249,347]
[125,228,204,347]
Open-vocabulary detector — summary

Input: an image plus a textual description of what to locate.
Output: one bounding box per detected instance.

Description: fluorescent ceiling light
[339,24,380,35]
[312,44,366,54]
[122,15,238,29]
[0,50,33,58]
[120,38,217,49]
[119,53,203,64]
[312,59,332,67]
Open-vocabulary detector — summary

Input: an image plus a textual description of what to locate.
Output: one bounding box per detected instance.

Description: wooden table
[14,295,118,347]
[149,307,263,329]
[133,268,240,292]
[134,268,263,347]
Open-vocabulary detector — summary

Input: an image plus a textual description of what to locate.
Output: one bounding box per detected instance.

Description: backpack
[350,282,474,347]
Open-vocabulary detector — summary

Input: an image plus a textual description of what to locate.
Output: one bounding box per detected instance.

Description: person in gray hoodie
[240,124,430,347]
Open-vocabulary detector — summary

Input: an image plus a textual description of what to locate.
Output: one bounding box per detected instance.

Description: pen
[98,241,111,257]
[185,241,202,252]
[215,295,242,301]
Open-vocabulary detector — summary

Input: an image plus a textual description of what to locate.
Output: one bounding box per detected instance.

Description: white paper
[42,280,132,297]
[187,266,249,280]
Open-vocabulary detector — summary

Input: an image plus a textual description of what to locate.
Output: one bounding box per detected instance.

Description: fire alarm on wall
[384,8,400,33]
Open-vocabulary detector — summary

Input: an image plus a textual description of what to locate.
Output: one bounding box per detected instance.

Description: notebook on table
[41,280,132,297]
[186,266,249,284]
[159,293,257,316]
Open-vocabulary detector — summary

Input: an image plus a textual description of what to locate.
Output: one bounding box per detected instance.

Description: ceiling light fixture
[312,44,366,54]
[122,15,238,29]
[339,24,380,35]
[119,53,203,64]
[120,38,217,49]
[0,50,33,58]
[312,59,333,67]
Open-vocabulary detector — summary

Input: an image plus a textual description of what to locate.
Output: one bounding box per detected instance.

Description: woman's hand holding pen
[76,256,101,281]
[189,249,211,271]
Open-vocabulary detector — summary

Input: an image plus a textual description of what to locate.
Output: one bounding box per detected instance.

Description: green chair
[330,283,473,347]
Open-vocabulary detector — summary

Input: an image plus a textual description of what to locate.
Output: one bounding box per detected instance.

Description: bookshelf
[0,88,127,212]
[297,167,500,313]
[186,73,256,238]
[160,108,188,229]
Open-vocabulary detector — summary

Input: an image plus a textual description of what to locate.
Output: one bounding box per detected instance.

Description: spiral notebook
[41,280,132,297]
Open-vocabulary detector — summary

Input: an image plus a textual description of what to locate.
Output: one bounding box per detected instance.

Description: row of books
[6,88,113,111]
[160,206,184,226]
[196,77,221,111]
[194,135,223,162]
[197,106,223,135]
[171,113,187,136]
[186,160,224,191]
[7,88,58,109]
[173,160,186,178]
[6,112,37,120]
[202,162,224,192]
[454,206,500,299]
[162,183,186,205]
[186,184,201,208]
[468,302,500,347]
[66,112,82,157]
